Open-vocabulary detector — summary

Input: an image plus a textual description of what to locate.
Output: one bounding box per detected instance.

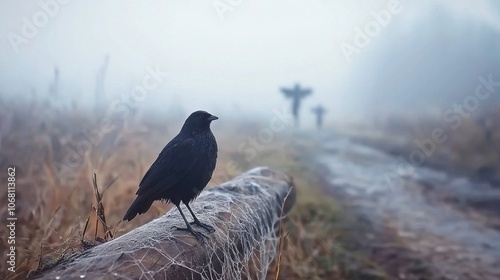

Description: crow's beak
[208,115,219,121]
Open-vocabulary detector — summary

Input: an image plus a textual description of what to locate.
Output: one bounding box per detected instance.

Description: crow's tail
[123,196,153,221]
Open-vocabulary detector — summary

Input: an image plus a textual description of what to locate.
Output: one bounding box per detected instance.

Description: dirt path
[312,137,500,280]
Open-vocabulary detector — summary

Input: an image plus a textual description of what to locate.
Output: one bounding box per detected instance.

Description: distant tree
[280,83,312,127]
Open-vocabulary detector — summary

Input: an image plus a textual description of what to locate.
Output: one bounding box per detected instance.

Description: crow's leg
[174,204,207,242]
[185,203,215,233]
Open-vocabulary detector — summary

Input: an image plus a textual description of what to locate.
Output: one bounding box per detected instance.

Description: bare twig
[91,171,113,239]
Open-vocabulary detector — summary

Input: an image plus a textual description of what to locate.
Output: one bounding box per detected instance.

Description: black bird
[123,110,218,240]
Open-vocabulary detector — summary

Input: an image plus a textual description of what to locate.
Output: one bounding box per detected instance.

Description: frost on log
[34,167,296,280]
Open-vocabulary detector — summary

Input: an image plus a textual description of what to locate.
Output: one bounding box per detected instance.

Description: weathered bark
[34,167,296,280]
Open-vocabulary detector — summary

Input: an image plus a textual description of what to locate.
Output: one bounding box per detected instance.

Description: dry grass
[0,96,353,280]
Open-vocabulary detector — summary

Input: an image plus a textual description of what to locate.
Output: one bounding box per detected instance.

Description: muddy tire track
[315,138,500,280]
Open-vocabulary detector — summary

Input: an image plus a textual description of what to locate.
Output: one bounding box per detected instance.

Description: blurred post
[94,54,110,120]
[475,112,494,141]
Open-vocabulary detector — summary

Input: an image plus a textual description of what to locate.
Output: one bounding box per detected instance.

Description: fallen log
[34,167,296,280]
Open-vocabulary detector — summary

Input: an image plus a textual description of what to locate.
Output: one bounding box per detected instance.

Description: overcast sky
[1,0,499,121]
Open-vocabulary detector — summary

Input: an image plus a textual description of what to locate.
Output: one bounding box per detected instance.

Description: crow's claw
[190,221,215,233]
[176,227,208,242]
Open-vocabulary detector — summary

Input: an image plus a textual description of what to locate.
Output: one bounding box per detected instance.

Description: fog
[1,0,499,123]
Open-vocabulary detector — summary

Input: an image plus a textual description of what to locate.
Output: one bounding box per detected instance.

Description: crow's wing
[135,136,198,198]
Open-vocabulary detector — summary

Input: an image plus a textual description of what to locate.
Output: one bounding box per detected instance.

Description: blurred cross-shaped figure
[312,105,327,130]
[281,83,312,127]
